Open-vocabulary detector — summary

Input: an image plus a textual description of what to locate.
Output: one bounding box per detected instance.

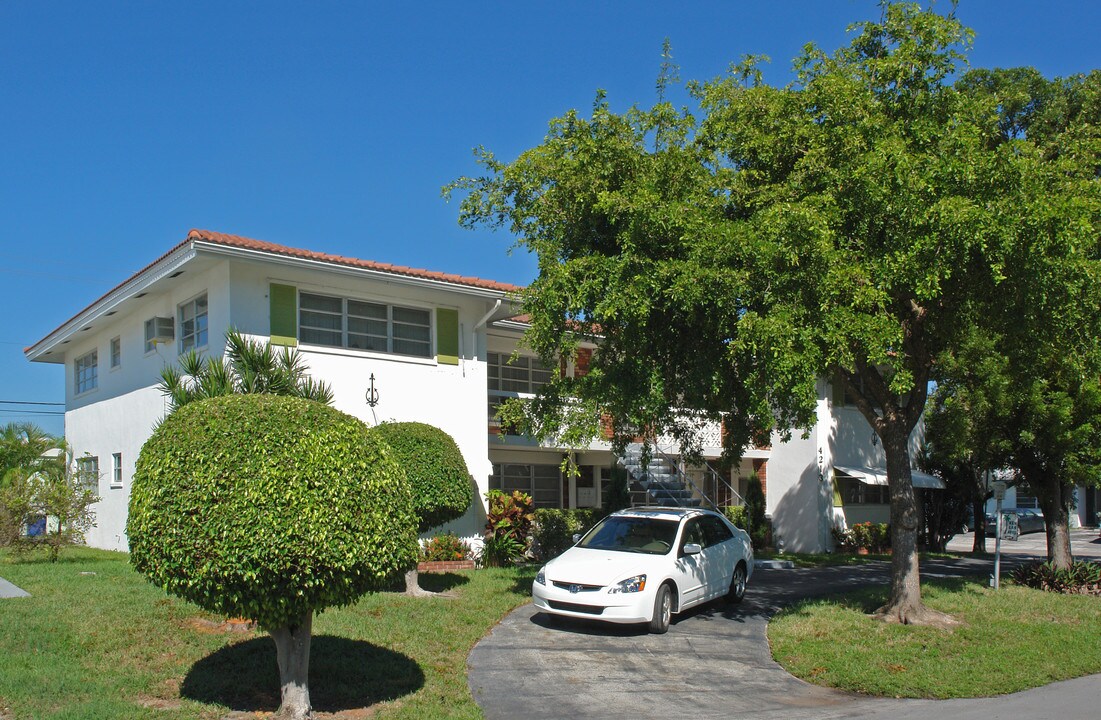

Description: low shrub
[481,490,535,566]
[421,533,471,562]
[533,508,606,561]
[832,522,890,553]
[1011,560,1101,595]
[721,505,748,530]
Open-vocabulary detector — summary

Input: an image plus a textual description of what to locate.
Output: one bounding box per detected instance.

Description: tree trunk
[873,424,957,627]
[404,567,437,597]
[1041,481,1074,570]
[270,611,313,720]
[971,497,987,554]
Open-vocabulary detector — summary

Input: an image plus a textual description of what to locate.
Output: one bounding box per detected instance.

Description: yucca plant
[157,329,334,414]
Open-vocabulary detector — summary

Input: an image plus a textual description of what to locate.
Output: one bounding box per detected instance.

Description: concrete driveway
[468,529,1101,720]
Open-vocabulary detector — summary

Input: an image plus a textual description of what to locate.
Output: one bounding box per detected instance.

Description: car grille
[551,581,603,593]
[547,600,605,615]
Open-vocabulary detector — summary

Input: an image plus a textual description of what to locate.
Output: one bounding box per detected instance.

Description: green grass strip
[768,576,1101,698]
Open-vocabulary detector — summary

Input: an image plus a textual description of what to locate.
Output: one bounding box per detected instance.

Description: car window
[679,518,706,554]
[578,516,679,554]
[701,516,733,547]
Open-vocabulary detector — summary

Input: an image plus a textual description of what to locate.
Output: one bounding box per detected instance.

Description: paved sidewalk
[0,576,29,598]
[468,530,1100,720]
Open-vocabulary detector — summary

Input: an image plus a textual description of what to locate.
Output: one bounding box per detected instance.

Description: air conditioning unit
[144,317,174,348]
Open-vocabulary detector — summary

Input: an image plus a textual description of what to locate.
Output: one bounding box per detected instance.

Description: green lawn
[768,576,1101,698]
[0,548,535,719]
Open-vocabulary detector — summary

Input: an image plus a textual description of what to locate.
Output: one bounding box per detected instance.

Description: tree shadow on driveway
[180,635,424,713]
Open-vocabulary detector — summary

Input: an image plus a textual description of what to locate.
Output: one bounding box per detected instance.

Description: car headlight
[535,567,546,586]
[608,574,646,594]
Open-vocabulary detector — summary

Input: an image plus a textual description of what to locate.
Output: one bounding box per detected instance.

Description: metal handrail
[650,444,745,510]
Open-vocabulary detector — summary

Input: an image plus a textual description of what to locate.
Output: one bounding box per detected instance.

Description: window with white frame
[111,453,123,488]
[109,336,121,368]
[77,456,99,491]
[74,350,98,394]
[490,463,561,508]
[299,292,431,358]
[487,352,553,393]
[178,294,208,353]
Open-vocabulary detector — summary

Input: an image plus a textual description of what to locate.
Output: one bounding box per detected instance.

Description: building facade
[28,229,940,553]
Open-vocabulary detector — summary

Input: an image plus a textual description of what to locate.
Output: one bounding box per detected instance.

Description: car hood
[544,547,665,586]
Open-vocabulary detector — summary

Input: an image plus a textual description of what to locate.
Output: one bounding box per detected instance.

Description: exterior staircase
[618,443,704,508]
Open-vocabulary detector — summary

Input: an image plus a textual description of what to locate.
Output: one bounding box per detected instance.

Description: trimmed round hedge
[128,394,418,629]
[370,422,473,533]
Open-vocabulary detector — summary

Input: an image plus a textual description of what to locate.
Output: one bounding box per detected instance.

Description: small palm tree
[157,329,334,413]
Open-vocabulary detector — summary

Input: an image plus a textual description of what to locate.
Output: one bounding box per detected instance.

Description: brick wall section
[418,560,475,573]
[574,348,593,377]
[753,459,768,499]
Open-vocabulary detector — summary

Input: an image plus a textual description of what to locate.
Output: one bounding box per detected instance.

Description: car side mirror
[572,533,581,543]
[683,543,702,556]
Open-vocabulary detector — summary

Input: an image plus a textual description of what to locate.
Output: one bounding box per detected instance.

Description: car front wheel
[726,562,747,604]
[649,584,672,634]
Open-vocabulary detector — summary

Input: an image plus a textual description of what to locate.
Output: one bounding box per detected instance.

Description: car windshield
[577,516,680,555]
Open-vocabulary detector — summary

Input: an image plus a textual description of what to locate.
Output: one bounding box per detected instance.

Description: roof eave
[25,244,198,364]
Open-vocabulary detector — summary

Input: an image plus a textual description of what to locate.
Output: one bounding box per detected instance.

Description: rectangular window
[490,463,562,508]
[110,337,121,368]
[75,351,98,394]
[299,292,431,358]
[838,477,889,505]
[178,294,209,353]
[111,453,123,488]
[77,456,99,492]
[487,352,553,394]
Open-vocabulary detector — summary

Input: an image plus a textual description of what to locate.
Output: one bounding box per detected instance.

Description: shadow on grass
[416,572,471,593]
[180,634,424,713]
[508,565,539,595]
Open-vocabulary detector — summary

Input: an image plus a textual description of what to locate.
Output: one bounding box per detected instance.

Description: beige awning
[834,465,946,490]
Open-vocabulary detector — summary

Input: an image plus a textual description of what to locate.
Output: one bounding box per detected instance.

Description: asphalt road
[468,529,1101,720]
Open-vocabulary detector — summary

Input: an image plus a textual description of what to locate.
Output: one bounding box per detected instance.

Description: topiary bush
[370,422,473,533]
[128,394,418,719]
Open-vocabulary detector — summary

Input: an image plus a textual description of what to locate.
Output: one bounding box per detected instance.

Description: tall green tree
[157,329,333,413]
[923,332,1013,553]
[449,3,1095,623]
[0,422,58,485]
[955,67,1101,569]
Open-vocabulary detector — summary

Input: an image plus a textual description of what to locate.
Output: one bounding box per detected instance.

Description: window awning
[834,465,946,490]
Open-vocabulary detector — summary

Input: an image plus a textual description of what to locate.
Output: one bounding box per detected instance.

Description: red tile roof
[27,229,523,356]
[187,229,524,293]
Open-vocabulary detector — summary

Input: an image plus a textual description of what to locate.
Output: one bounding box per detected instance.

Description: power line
[0,410,65,416]
[0,400,65,406]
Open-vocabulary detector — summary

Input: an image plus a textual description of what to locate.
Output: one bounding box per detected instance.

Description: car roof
[610,507,715,522]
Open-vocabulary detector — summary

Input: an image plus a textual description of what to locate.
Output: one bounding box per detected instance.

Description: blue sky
[2,1,1099,436]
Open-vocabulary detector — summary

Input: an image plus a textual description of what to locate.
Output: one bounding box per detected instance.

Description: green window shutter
[436,308,459,365]
[270,284,298,347]
[832,478,844,507]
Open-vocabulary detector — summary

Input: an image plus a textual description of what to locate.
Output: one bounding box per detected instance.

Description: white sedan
[532,507,754,633]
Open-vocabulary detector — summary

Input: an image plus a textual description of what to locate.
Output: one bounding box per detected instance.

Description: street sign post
[992,482,1007,589]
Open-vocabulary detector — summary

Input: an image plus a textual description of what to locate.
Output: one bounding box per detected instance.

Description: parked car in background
[532,507,753,634]
[986,508,1045,537]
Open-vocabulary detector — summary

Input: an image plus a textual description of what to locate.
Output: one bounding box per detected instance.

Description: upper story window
[178,294,209,354]
[299,292,431,358]
[109,336,121,368]
[75,350,98,395]
[488,352,553,394]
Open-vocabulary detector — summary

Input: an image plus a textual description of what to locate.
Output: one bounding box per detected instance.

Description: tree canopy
[450,2,1101,622]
